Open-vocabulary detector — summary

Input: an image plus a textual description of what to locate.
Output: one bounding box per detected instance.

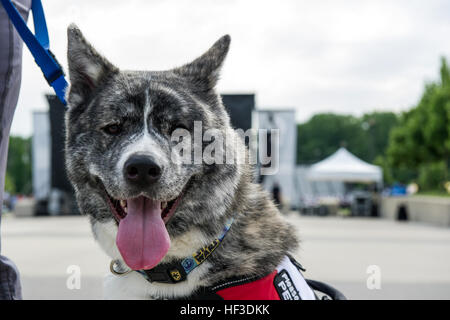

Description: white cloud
[10,0,450,136]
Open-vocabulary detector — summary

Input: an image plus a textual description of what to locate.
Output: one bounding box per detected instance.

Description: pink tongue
[116,196,170,270]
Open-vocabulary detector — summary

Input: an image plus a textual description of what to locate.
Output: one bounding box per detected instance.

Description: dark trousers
[0,0,31,300]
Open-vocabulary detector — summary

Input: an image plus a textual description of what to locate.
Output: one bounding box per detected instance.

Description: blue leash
[1,0,68,106]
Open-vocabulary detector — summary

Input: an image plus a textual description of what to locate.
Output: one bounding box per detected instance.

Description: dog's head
[65,25,245,270]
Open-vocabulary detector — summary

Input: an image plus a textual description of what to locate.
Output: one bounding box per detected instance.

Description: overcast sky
[10,0,450,136]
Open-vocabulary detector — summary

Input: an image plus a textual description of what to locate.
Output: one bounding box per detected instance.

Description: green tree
[361,112,399,162]
[418,161,447,191]
[6,136,32,195]
[4,171,16,194]
[386,57,450,190]
[297,114,367,164]
[297,112,398,165]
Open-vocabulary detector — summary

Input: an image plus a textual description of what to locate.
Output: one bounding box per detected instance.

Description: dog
[64,24,312,300]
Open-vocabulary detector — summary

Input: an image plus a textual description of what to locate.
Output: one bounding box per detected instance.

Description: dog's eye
[103,123,122,135]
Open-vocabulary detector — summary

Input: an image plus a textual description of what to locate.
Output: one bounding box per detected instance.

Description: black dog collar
[110,218,234,284]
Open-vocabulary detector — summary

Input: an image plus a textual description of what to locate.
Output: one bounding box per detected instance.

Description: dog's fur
[64,24,299,299]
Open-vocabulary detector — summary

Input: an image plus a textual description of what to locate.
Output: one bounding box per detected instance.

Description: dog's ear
[66,24,118,107]
[173,35,230,92]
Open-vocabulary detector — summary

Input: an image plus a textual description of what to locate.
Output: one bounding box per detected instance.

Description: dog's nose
[124,155,162,185]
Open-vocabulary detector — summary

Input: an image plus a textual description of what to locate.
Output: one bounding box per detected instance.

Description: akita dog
[64,24,320,300]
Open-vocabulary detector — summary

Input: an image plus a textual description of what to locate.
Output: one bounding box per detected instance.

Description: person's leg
[0,0,32,300]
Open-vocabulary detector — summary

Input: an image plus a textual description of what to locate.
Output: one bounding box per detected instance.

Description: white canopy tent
[307,148,383,184]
